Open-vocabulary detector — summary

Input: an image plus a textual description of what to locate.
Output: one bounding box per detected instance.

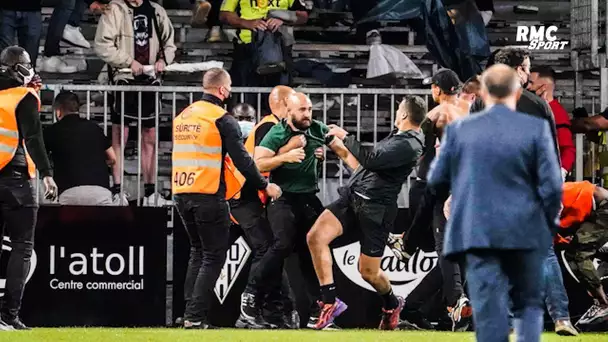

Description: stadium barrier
[0,205,603,328]
[0,84,601,328]
[38,84,595,203]
[39,84,434,208]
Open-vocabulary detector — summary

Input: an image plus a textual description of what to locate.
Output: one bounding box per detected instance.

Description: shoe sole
[556,328,579,336]
[60,38,91,49]
[191,3,212,27]
[235,318,269,329]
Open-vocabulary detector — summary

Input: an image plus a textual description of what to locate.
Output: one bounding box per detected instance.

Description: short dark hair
[54,91,80,114]
[462,75,481,96]
[402,96,427,126]
[493,48,530,69]
[485,49,501,68]
[530,66,556,81]
[232,103,256,121]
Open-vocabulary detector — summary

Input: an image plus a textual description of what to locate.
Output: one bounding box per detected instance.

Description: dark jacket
[0,73,52,177]
[428,105,562,257]
[471,89,559,156]
[345,129,424,205]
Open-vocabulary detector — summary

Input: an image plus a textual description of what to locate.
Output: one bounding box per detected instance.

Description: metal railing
[37,83,608,205]
[38,84,432,208]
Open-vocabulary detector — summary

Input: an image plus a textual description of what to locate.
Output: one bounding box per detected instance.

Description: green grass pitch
[0,329,606,342]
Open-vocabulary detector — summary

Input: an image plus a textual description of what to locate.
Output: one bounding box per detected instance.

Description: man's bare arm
[255,146,304,172]
[328,139,360,170]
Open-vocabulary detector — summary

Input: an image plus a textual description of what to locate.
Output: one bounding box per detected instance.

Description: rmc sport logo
[516,26,569,50]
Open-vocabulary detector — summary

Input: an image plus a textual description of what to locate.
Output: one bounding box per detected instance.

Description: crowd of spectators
[1,0,574,208]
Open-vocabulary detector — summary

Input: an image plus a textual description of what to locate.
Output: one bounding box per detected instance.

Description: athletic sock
[144,184,155,197]
[381,288,399,310]
[320,284,336,304]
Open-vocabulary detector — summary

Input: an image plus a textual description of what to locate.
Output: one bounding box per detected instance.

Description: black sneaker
[400,310,434,330]
[174,317,184,327]
[283,310,300,329]
[3,317,30,330]
[183,320,218,329]
[576,303,608,326]
[0,318,15,331]
[235,292,273,329]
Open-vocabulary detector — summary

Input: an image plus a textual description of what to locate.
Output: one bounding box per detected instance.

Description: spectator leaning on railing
[94,0,175,206]
[44,91,118,206]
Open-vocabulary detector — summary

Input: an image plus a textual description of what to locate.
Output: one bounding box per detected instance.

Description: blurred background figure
[44,91,117,206]
[233,102,257,140]
[527,66,575,180]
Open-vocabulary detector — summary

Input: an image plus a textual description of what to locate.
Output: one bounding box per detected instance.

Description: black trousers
[175,194,231,323]
[251,193,323,311]
[0,168,37,321]
[231,199,295,313]
[432,198,465,307]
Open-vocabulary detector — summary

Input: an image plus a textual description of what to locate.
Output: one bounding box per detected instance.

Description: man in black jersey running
[307,96,425,330]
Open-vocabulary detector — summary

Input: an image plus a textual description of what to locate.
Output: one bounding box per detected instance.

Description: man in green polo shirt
[252,92,358,328]
[219,0,309,110]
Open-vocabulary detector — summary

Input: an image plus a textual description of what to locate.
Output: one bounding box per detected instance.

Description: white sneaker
[40,56,78,73]
[113,192,130,206]
[143,193,172,207]
[599,241,608,254]
[62,53,87,72]
[62,24,90,49]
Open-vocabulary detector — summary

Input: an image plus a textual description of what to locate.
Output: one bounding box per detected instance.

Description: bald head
[481,64,521,109]
[269,86,295,118]
[203,68,230,89]
[286,93,313,130]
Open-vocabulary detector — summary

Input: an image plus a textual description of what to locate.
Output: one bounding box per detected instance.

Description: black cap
[423,69,462,95]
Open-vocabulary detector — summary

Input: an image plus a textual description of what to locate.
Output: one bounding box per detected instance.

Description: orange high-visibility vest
[0,87,39,178]
[560,181,595,228]
[232,114,280,204]
[172,100,245,199]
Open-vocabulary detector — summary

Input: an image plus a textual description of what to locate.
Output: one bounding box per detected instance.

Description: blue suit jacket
[427,104,562,257]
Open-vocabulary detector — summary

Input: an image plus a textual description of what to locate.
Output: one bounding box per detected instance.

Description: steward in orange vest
[171,68,281,329]
[232,113,280,205]
[556,181,608,245]
[230,85,296,330]
[0,45,56,330]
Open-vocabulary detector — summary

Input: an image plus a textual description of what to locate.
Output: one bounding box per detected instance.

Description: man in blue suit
[427,64,563,342]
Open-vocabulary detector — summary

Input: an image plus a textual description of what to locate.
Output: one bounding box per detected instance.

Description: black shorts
[327,188,397,258]
[111,79,160,129]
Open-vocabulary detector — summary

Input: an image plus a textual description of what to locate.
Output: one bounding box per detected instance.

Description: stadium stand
[22,0,603,202]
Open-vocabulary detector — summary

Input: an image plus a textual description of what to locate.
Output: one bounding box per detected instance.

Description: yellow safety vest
[0,87,39,178]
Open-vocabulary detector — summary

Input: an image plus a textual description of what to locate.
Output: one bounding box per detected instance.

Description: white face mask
[16,63,34,85]
[239,121,255,139]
